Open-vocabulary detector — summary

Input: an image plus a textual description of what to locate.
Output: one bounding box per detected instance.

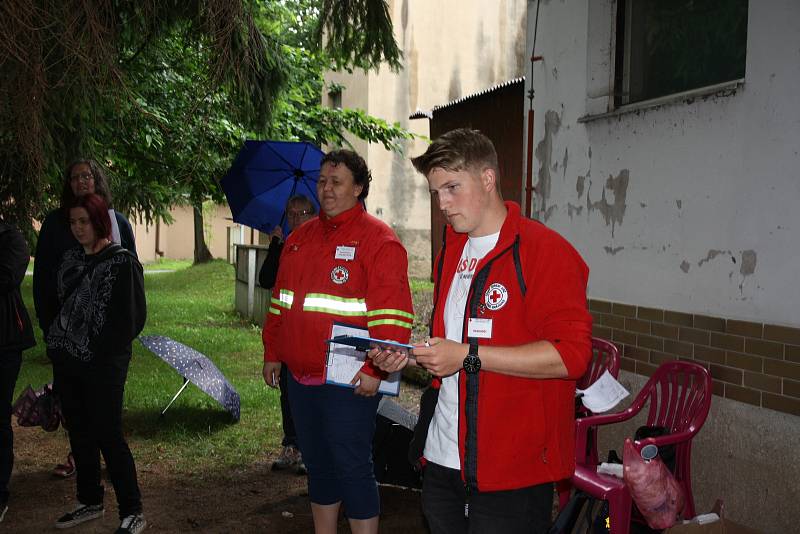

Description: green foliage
[318,0,402,71]
[108,22,254,223]
[0,0,406,228]
[1,0,284,224]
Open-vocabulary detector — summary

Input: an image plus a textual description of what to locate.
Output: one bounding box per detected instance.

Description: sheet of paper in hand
[325,323,402,396]
[576,370,630,413]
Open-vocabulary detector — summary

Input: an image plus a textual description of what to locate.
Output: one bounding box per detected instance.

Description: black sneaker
[55,503,104,529]
[295,456,307,476]
[116,513,147,534]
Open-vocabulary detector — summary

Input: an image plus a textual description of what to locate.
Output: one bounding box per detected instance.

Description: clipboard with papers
[324,323,402,396]
[326,336,415,357]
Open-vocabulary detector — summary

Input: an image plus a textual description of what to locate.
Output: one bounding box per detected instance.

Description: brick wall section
[588,299,800,417]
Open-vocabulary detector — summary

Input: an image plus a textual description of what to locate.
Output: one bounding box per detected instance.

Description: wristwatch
[463,342,481,374]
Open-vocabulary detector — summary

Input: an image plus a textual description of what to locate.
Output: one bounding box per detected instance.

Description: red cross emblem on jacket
[484,282,508,310]
[330,265,349,284]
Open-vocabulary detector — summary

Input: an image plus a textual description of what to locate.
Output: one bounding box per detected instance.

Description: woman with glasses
[32,159,137,478]
[259,195,316,475]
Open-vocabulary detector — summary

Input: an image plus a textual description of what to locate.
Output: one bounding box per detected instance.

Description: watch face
[463,354,481,374]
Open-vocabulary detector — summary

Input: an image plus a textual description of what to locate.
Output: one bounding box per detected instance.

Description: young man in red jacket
[372,129,592,533]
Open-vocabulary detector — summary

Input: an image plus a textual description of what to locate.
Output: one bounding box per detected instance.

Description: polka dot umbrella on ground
[139,335,240,421]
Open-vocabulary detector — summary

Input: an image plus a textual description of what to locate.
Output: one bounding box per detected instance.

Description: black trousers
[422,462,554,534]
[278,365,297,447]
[54,370,142,519]
[0,350,22,505]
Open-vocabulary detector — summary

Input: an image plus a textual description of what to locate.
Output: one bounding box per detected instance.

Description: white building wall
[325,0,528,276]
[525,0,800,327]
[525,2,800,531]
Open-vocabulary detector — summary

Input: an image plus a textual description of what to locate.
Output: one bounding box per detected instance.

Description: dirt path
[6,424,427,533]
[5,380,428,533]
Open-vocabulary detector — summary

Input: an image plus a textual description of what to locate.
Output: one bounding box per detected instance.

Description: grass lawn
[27,257,193,272]
[142,258,192,272]
[19,260,280,475]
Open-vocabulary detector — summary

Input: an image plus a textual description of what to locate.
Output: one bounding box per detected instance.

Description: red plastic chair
[556,337,621,508]
[571,361,712,534]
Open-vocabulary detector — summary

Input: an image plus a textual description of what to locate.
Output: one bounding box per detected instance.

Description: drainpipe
[525,1,543,218]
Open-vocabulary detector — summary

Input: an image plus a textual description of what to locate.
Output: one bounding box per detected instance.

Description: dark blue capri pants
[287,372,381,520]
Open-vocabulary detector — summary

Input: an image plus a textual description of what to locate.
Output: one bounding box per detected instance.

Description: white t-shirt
[423,231,499,469]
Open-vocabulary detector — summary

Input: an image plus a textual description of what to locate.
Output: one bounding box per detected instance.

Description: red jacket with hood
[428,201,592,491]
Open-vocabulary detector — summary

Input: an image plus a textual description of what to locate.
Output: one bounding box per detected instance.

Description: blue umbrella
[220,140,323,234]
[139,335,241,421]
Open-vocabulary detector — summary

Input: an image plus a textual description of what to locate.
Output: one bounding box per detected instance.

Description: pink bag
[622,437,685,529]
[12,383,62,432]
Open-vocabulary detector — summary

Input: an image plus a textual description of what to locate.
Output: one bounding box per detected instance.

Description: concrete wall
[526,1,800,531]
[324,0,528,277]
[525,0,800,326]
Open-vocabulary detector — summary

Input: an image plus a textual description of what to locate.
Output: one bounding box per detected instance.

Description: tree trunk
[193,204,213,264]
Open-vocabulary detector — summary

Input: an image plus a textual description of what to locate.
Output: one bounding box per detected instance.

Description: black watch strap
[463,342,481,374]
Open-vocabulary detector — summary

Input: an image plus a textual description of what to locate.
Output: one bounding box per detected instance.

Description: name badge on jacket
[467,318,492,339]
[335,246,356,261]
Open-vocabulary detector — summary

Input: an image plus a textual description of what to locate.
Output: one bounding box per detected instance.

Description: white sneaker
[116,513,147,534]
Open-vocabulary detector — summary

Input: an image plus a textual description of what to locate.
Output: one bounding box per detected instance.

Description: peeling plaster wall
[525,0,800,327]
[325,0,527,277]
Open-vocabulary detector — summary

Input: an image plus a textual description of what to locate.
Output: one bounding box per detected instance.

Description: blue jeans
[0,350,22,505]
[287,372,381,519]
[422,462,554,534]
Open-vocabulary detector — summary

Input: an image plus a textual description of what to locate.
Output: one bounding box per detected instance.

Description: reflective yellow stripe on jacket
[302,295,413,330]
[366,308,414,330]
[269,289,295,316]
[274,291,414,331]
[302,293,367,316]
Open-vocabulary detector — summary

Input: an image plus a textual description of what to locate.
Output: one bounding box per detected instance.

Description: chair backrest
[634,360,712,517]
[577,337,621,390]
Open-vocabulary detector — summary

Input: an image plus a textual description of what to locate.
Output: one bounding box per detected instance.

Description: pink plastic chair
[556,337,621,509]
[571,361,712,534]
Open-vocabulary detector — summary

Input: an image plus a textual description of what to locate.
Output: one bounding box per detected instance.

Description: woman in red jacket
[262,150,414,534]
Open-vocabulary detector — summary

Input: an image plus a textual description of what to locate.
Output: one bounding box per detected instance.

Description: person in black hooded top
[47,193,147,534]
[0,220,36,522]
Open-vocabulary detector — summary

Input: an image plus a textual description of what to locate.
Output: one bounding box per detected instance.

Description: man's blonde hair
[411,128,499,177]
